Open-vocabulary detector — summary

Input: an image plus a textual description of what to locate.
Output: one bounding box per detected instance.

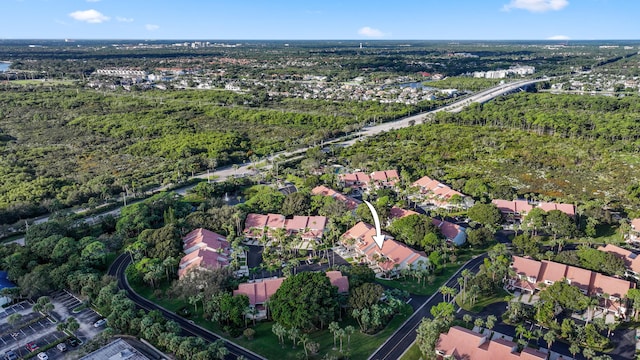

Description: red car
[25,342,39,352]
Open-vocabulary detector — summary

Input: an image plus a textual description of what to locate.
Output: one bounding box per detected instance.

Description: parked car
[93,318,107,327]
[67,337,79,347]
[56,343,67,352]
[4,350,17,360]
[25,342,39,352]
[37,353,48,360]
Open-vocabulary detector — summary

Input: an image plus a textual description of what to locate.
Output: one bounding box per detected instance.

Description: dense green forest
[339,122,640,211]
[0,86,420,224]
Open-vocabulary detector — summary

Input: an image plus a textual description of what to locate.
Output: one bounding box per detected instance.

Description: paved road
[368,254,488,360]
[107,253,265,360]
[4,77,544,241]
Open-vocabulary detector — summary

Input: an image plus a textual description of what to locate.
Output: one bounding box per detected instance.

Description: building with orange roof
[509,256,634,317]
[341,222,428,277]
[178,228,232,279]
[338,170,400,193]
[411,175,467,209]
[492,199,575,223]
[311,185,362,211]
[435,326,547,360]
[492,199,533,221]
[233,271,349,319]
[244,213,328,243]
[597,243,640,280]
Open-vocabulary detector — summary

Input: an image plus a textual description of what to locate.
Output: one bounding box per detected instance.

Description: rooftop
[78,339,150,360]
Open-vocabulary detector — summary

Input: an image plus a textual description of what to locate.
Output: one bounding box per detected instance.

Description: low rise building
[341,222,428,277]
[178,228,233,279]
[243,213,328,242]
[79,338,150,360]
[411,176,467,209]
[388,206,467,246]
[597,243,640,280]
[509,255,634,317]
[436,326,547,360]
[311,185,362,210]
[338,170,400,193]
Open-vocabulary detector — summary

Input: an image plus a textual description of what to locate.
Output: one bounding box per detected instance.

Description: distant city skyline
[1,0,638,40]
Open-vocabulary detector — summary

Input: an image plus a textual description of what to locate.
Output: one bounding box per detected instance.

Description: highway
[107,253,266,360]
[4,77,545,240]
[369,254,488,360]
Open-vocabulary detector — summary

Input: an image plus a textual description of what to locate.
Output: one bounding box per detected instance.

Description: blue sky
[1,0,637,40]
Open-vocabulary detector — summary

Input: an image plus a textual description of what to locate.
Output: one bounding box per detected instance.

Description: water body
[0,62,10,72]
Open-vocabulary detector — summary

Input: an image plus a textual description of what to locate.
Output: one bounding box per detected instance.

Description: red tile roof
[342,222,428,272]
[234,271,349,305]
[389,206,419,219]
[436,326,546,360]
[311,185,362,210]
[412,175,465,206]
[538,202,575,217]
[597,244,640,274]
[285,215,327,239]
[432,218,465,242]
[178,228,230,279]
[632,218,640,232]
[492,199,533,216]
[370,170,400,186]
[511,256,634,299]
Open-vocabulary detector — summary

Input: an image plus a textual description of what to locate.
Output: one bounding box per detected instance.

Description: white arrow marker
[363,200,385,249]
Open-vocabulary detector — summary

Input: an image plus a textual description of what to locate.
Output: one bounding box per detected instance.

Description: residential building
[233,271,349,319]
[243,213,328,242]
[435,326,547,360]
[340,222,428,277]
[492,200,533,221]
[411,175,467,209]
[388,206,467,246]
[311,185,362,211]
[338,170,400,193]
[243,213,286,240]
[509,256,634,317]
[492,200,575,222]
[597,244,640,280]
[178,228,232,279]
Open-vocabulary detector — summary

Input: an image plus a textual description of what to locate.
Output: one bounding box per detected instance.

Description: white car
[37,353,48,360]
[93,318,107,327]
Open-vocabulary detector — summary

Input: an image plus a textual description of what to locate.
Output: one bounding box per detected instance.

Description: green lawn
[376,247,485,296]
[456,289,510,313]
[399,343,421,360]
[128,274,413,359]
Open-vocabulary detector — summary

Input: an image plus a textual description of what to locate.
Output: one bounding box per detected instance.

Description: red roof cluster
[178,228,230,279]
[492,199,575,219]
[436,326,547,360]
[412,176,465,207]
[341,222,428,273]
[244,213,328,240]
[233,271,349,305]
[311,185,362,210]
[339,170,400,192]
[511,256,634,300]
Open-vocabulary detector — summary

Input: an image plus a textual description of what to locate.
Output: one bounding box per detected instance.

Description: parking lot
[0,291,106,360]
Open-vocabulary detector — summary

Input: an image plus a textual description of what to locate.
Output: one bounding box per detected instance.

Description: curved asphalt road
[108,253,266,360]
[369,254,488,360]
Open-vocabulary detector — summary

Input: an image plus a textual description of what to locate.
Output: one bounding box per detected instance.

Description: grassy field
[456,289,510,313]
[129,275,414,360]
[399,343,421,360]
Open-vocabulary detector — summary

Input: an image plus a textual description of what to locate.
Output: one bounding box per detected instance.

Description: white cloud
[116,16,134,23]
[547,35,570,40]
[145,24,160,31]
[502,0,568,12]
[358,26,385,38]
[69,9,110,23]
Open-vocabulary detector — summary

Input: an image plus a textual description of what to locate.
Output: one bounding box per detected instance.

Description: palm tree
[543,330,557,350]
[583,347,596,360]
[329,321,340,350]
[569,343,581,359]
[297,334,310,359]
[345,325,355,348]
